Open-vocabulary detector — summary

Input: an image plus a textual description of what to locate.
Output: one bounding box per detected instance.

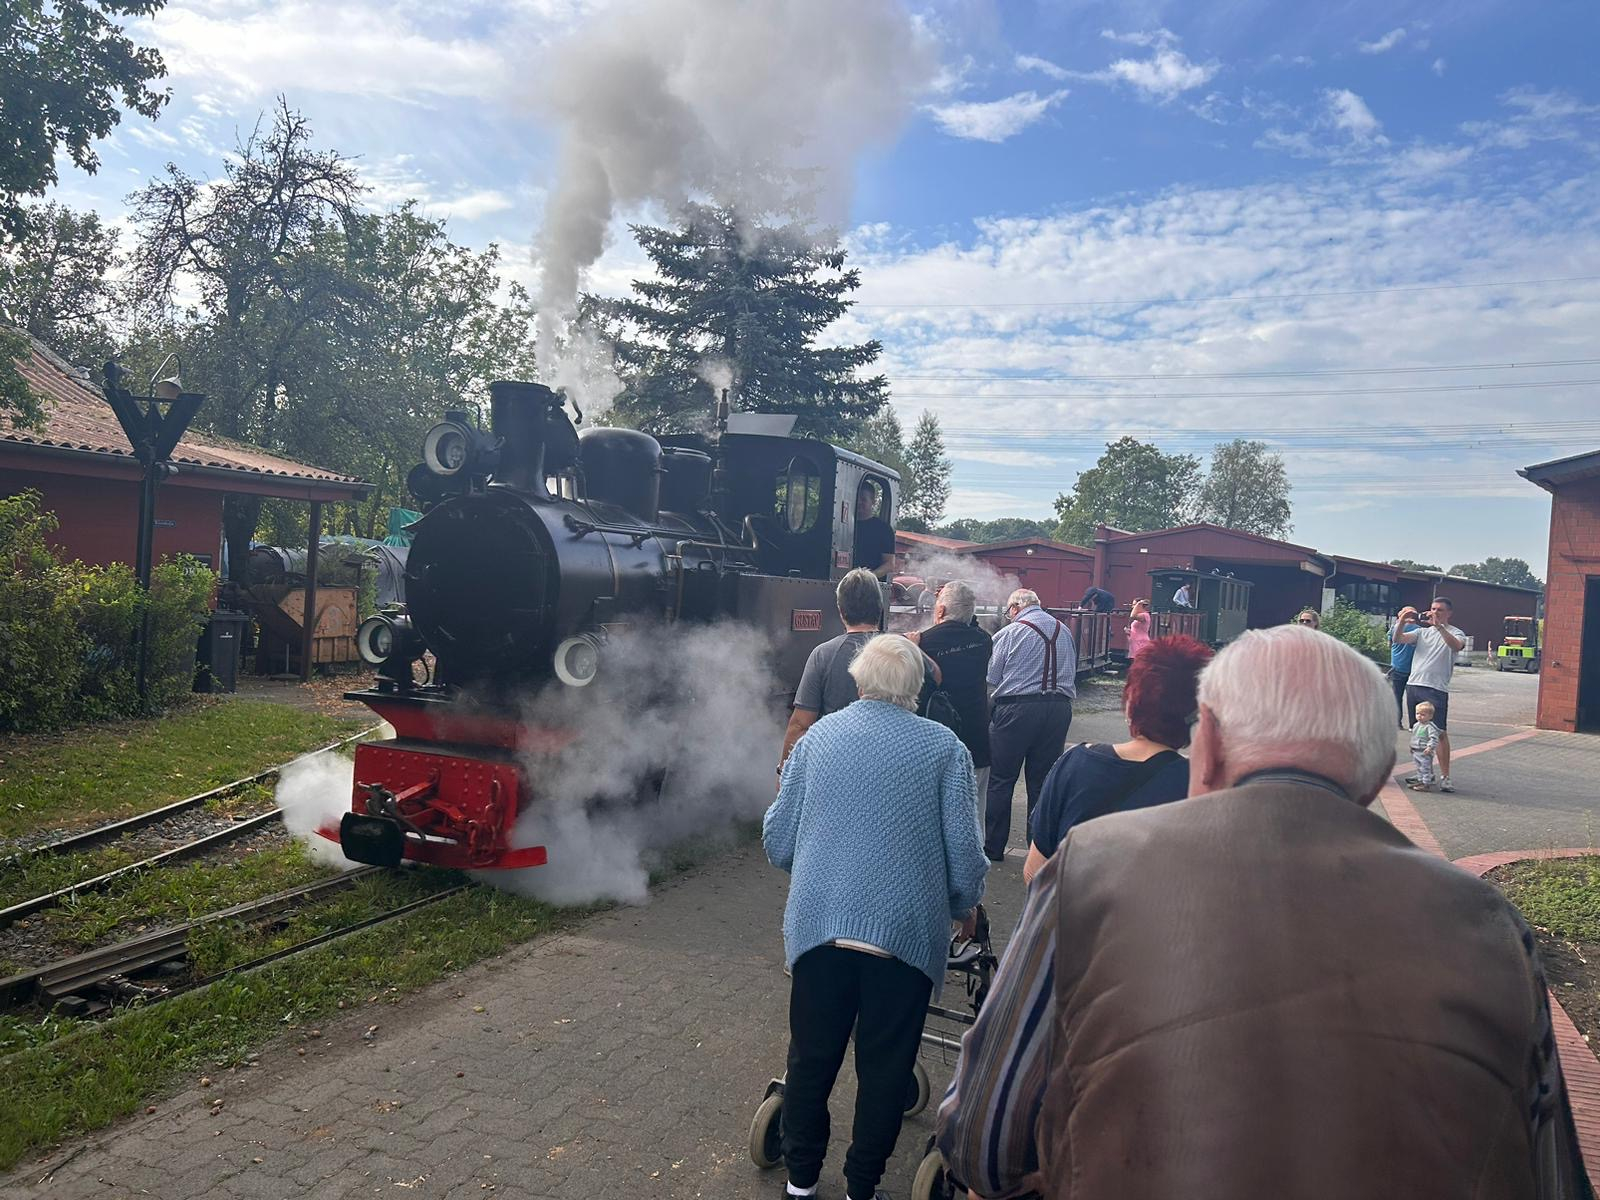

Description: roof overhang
[0,441,374,502]
[1519,449,1600,494]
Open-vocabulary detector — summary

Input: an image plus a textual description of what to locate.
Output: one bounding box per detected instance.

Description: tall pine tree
[592,195,888,440]
[902,410,951,526]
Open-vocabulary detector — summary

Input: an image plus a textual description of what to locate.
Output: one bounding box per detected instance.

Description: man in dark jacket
[909,580,992,795]
[937,623,1593,1200]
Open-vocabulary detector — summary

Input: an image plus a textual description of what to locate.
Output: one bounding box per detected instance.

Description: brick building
[1521,450,1600,733]
[1,333,370,574]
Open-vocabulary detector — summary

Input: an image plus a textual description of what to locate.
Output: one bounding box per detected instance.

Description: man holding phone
[1393,596,1466,792]
[1389,606,1422,729]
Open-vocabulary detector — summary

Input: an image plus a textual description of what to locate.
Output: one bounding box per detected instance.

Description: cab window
[777,457,822,534]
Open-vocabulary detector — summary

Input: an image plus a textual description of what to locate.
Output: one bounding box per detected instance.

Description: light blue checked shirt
[986,606,1076,700]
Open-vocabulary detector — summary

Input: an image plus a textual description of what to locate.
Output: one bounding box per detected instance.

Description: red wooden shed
[1521,450,1600,732]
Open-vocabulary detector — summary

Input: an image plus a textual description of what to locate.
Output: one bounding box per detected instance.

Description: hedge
[1319,598,1392,667]
[0,491,215,732]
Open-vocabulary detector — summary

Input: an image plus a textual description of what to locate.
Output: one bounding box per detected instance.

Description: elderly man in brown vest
[937,623,1593,1200]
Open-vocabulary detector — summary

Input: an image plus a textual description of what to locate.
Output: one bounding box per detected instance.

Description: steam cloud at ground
[277,752,363,871]
[530,0,934,373]
[897,549,1024,632]
[478,621,784,905]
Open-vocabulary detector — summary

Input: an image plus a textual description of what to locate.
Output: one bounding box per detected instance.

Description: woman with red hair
[1023,636,1214,883]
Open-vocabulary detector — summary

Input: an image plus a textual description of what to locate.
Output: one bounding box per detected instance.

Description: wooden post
[300,501,322,683]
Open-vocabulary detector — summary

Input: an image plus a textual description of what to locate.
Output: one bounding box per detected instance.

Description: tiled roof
[2,330,369,490]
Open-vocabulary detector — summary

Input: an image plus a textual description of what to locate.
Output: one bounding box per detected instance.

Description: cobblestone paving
[3,843,1033,1200]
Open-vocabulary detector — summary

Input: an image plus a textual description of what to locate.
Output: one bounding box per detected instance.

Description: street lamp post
[103,358,205,703]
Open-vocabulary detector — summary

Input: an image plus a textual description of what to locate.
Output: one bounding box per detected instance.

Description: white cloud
[1461,88,1600,151]
[1107,47,1218,100]
[1324,88,1385,142]
[360,157,517,222]
[956,448,1059,468]
[928,90,1067,142]
[1358,27,1407,54]
[140,1,524,102]
[1014,53,1069,82]
[1050,32,1219,103]
[1432,57,1447,76]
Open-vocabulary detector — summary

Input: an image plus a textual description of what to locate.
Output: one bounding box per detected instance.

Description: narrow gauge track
[0,869,469,1016]
[1,724,382,865]
[0,725,383,932]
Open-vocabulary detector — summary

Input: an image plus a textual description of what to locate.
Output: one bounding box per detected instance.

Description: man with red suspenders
[983,589,1076,862]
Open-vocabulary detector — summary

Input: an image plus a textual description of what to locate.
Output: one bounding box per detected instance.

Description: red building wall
[1537,478,1600,732]
[6,468,225,569]
[967,545,1093,609]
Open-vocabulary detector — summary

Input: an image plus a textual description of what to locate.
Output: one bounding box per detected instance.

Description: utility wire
[853,272,1600,309]
[890,377,1600,403]
[889,356,1600,382]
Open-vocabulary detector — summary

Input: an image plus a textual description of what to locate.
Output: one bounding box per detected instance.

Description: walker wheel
[749,1092,784,1169]
[904,1059,931,1117]
[911,1146,949,1200]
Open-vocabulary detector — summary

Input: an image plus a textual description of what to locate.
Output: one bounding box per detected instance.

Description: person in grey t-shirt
[778,570,884,776]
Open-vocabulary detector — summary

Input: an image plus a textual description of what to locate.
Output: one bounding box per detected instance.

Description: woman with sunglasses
[1295,608,1322,630]
[1023,636,1214,883]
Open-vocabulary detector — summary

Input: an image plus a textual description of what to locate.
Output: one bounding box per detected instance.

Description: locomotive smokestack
[490,380,564,496]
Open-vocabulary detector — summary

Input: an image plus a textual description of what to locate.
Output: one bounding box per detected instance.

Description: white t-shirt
[1408,624,1464,691]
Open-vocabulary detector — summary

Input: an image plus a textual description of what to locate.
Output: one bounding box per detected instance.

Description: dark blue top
[1391,621,1419,672]
[1029,743,1190,856]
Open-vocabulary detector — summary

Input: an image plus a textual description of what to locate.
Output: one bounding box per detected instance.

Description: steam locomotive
[321,380,899,872]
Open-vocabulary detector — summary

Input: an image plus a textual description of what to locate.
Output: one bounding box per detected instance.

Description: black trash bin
[195,610,250,694]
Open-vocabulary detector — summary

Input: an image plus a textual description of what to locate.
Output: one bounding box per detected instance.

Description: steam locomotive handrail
[562,513,651,546]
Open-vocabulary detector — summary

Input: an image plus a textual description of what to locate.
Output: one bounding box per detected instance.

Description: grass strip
[1495,855,1600,942]
[0,699,366,840]
[0,885,568,1170]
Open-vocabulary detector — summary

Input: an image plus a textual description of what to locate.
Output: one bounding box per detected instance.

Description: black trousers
[1390,669,1410,727]
[782,945,933,1198]
[984,697,1073,859]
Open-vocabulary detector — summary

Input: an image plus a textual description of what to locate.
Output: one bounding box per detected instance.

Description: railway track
[1,724,382,866]
[0,725,383,932]
[0,870,468,1016]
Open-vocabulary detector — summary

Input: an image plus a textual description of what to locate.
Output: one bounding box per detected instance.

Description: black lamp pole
[103,360,205,702]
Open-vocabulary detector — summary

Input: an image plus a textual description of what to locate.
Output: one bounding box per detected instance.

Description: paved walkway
[8,664,1598,1196]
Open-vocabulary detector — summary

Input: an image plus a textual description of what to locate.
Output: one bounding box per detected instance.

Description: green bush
[0,492,217,732]
[1319,599,1391,666]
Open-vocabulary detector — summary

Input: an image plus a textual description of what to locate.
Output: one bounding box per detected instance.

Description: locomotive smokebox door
[340,812,406,868]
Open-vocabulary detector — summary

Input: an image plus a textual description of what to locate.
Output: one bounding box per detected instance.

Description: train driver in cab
[853,479,897,579]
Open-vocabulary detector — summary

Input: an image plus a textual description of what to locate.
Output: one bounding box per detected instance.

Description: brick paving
[7,665,1599,1195]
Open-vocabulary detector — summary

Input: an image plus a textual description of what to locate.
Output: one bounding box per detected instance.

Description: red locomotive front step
[318,741,547,870]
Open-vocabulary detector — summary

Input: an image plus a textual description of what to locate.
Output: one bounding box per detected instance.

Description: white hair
[1007,588,1041,611]
[1198,624,1395,798]
[938,580,976,622]
[849,634,924,711]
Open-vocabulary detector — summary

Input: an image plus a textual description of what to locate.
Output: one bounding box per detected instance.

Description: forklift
[1494,615,1541,672]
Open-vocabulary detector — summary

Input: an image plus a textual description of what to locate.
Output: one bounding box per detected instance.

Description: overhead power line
[854,272,1600,310]
[890,356,1600,382]
[892,377,1600,404]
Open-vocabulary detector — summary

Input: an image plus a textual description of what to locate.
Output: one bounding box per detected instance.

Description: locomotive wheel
[904,1060,931,1117]
[749,1093,784,1169]
[911,1147,950,1200]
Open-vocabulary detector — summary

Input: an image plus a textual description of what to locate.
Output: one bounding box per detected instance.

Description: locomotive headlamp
[358,612,423,667]
[423,420,474,477]
[553,633,603,688]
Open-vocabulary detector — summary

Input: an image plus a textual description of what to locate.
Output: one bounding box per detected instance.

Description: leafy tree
[1195,438,1291,537]
[902,411,952,526]
[1052,437,1201,546]
[964,517,1053,543]
[848,406,907,481]
[595,194,888,440]
[1388,558,1440,573]
[127,100,363,578]
[0,328,44,429]
[1320,598,1389,667]
[1445,557,1544,591]
[1,0,168,240]
[1,201,122,367]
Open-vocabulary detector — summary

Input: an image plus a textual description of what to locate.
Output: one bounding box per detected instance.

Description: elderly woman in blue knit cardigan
[764,633,988,1200]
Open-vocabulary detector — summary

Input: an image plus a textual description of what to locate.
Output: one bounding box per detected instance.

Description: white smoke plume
[894,548,1023,633]
[276,753,363,871]
[531,0,936,364]
[478,620,784,905]
[547,323,625,421]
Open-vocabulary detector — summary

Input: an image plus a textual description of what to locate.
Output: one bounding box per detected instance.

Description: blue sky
[42,0,1600,575]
